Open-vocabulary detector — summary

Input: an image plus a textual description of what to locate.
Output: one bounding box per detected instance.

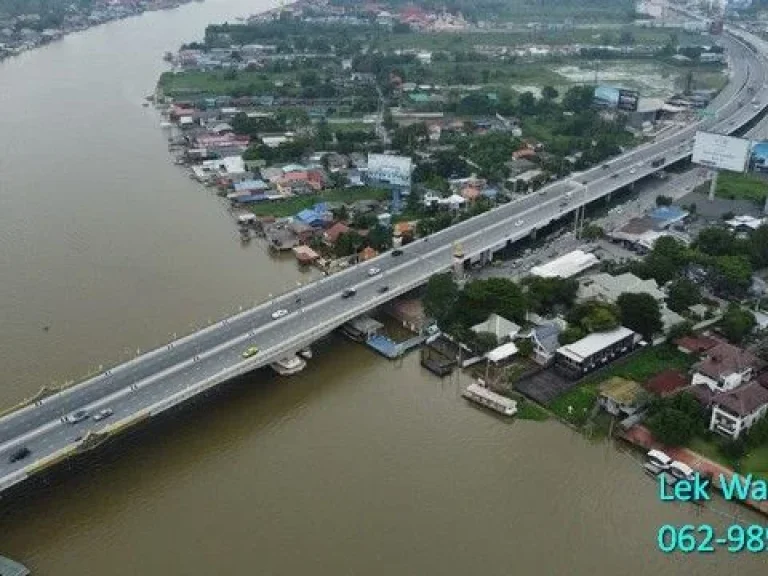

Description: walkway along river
[0,1,766,574]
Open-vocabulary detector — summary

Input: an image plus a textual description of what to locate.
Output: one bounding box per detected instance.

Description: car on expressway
[629,168,637,174]
[515,219,524,227]
[271,309,288,320]
[64,410,89,424]
[241,346,260,359]
[367,267,381,277]
[92,408,114,421]
[8,447,30,463]
[377,285,389,294]
[391,249,403,257]
[341,288,357,299]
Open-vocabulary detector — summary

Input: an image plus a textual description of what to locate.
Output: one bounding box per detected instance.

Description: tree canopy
[617,292,663,341]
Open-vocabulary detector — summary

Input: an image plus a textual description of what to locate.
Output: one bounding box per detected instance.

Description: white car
[271,309,288,320]
[629,168,636,174]
[64,410,89,424]
[367,267,381,277]
[93,408,113,422]
[515,219,524,227]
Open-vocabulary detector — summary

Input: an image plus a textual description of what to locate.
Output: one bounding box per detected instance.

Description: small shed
[599,377,645,417]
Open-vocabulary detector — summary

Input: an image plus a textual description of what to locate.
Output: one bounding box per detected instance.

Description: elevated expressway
[2,29,768,497]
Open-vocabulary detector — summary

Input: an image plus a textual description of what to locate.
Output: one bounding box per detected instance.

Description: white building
[709,382,768,439]
[577,272,684,333]
[471,314,521,342]
[367,153,413,188]
[486,342,519,364]
[530,250,599,279]
[555,327,637,379]
[691,341,765,393]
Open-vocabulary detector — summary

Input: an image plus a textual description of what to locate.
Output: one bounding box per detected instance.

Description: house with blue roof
[649,206,688,229]
[234,179,270,193]
[294,203,331,228]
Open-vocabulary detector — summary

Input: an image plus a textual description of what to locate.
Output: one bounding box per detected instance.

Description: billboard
[691,131,750,173]
[367,153,412,188]
[749,141,768,173]
[594,86,639,112]
[617,89,640,112]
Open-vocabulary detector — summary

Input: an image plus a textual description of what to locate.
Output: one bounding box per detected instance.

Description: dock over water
[0,555,30,576]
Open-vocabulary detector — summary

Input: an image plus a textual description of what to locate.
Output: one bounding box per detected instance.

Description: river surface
[0,2,766,574]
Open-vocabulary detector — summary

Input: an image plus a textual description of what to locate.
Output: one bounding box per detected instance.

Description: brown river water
[0,1,765,573]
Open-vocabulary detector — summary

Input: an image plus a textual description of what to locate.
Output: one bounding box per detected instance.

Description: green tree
[655,195,673,206]
[696,227,740,257]
[646,393,705,446]
[523,277,578,315]
[367,225,392,251]
[334,231,364,257]
[516,338,534,358]
[748,225,768,268]
[720,304,756,344]
[647,408,697,446]
[541,85,559,101]
[712,255,752,298]
[559,326,585,345]
[582,224,604,240]
[568,301,620,334]
[666,320,694,343]
[617,292,663,341]
[471,332,498,355]
[423,273,460,328]
[517,91,537,115]
[666,278,701,314]
[462,278,528,324]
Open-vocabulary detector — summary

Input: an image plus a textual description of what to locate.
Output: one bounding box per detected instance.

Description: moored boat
[462,381,517,416]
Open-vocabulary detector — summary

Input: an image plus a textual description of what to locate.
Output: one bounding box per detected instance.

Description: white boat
[668,461,695,482]
[462,382,517,416]
[270,355,307,376]
[646,449,673,471]
[298,347,313,360]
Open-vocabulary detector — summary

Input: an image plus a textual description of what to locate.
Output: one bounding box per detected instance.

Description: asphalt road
[1,30,767,492]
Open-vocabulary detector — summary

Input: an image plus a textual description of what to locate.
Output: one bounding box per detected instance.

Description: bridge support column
[708,170,719,201]
[605,192,612,203]
[530,227,538,240]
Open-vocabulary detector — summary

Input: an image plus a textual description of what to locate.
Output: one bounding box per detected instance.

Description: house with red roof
[675,334,719,355]
[691,341,765,393]
[324,222,351,245]
[709,382,768,439]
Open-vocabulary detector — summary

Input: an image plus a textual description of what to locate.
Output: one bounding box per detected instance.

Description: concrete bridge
[1,28,768,497]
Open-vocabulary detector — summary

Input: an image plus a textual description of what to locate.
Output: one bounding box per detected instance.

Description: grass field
[248,187,389,218]
[549,345,695,426]
[742,445,768,479]
[516,400,550,421]
[689,437,768,481]
[716,171,768,204]
[375,26,700,51]
[158,70,281,97]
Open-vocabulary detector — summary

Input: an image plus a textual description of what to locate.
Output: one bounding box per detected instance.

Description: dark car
[377,285,389,294]
[341,288,357,299]
[392,249,403,257]
[8,447,30,463]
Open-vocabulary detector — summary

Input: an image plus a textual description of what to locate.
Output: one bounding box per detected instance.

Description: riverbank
[0,0,202,62]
